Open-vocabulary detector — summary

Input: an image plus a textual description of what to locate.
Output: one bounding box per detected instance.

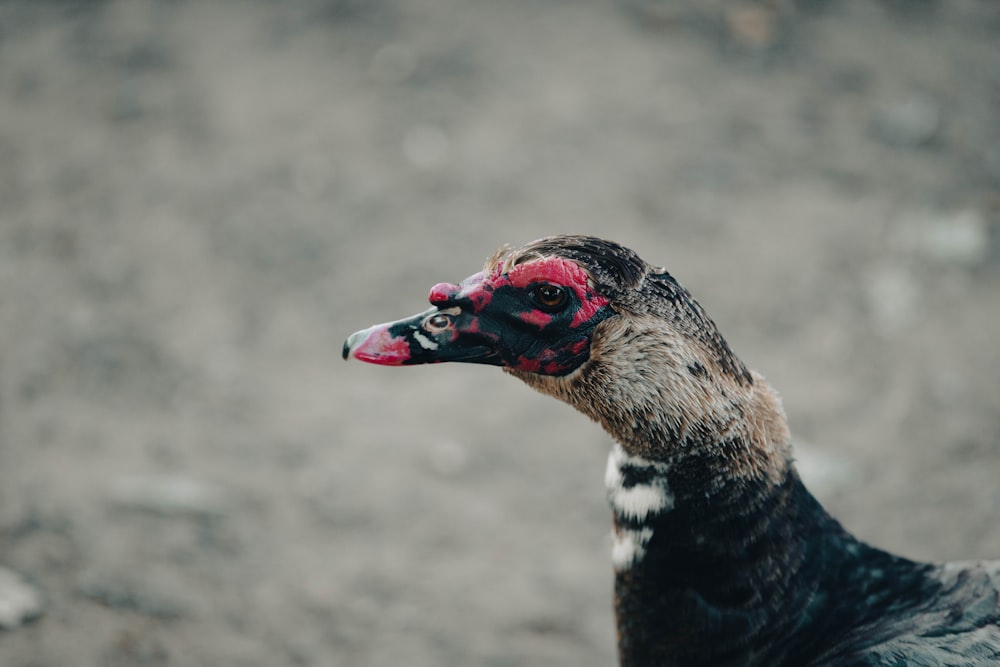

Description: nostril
[429,282,461,305]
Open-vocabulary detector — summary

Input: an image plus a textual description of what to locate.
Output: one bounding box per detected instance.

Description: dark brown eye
[529,284,568,311]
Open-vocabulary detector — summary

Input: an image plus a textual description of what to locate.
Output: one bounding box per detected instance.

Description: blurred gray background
[1,1,999,665]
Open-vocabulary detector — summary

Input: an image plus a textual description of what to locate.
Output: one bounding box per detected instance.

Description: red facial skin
[505,258,609,328]
[431,256,609,322]
[519,310,554,328]
[345,255,611,375]
[429,271,485,307]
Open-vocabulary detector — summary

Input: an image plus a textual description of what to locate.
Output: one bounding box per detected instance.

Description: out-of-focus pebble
[871,96,942,148]
[109,475,235,518]
[724,5,777,51]
[0,567,44,630]
[893,209,990,267]
[77,572,187,619]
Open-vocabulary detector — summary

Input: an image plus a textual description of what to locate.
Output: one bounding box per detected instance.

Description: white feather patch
[612,527,654,571]
[412,331,439,350]
[605,444,674,570]
[612,484,672,521]
[604,444,674,521]
[604,448,624,489]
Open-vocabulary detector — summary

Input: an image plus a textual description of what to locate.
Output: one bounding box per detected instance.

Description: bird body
[344,236,1000,666]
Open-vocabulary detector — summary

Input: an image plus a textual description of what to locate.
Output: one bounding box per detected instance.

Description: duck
[343,235,1000,666]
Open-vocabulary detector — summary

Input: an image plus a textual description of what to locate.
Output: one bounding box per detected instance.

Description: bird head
[342,236,652,376]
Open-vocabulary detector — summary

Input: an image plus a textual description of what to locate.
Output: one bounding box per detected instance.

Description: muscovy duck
[343,235,1000,666]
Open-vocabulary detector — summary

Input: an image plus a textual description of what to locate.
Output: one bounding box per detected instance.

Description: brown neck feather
[508,315,793,478]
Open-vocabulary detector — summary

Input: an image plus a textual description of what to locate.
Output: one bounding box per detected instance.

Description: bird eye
[529,284,568,311]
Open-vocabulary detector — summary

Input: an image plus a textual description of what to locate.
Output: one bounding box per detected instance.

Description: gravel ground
[1,1,999,665]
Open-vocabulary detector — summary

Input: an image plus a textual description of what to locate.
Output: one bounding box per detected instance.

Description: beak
[343,306,500,367]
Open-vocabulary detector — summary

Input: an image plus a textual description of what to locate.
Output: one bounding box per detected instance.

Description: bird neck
[510,314,796,485]
[509,317,938,666]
